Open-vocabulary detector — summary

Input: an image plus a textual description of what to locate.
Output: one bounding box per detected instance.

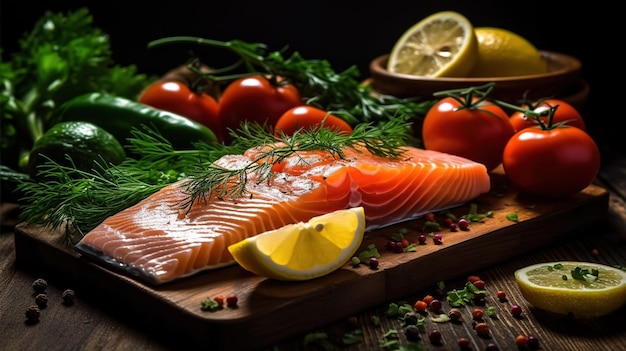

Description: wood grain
[12,173,609,350]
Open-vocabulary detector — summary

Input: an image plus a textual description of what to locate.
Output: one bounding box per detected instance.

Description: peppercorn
[496,290,507,301]
[474,322,490,337]
[62,289,75,305]
[472,279,486,290]
[226,294,238,307]
[25,305,41,323]
[368,257,379,269]
[35,293,48,308]
[485,343,499,351]
[458,218,469,230]
[515,334,528,347]
[510,304,523,318]
[433,233,443,245]
[527,335,540,349]
[447,308,462,321]
[457,337,471,349]
[403,312,419,326]
[429,299,442,313]
[471,308,484,320]
[32,278,47,293]
[404,324,421,341]
[418,234,427,245]
[427,329,442,345]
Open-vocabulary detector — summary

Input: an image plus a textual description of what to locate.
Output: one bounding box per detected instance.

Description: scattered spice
[226,294,238,308]
[368,257,379,270]
[527,335,540,349]
[62,289,76,305]
[35,293,48,308]
[403,324,421,341]
[510,304,523,318]
[25,305,41,323]
[474,322,490,337]
[433,233,443,245]
[447,308,462,322]
[515,334,528,347]
[427,329,442,344]
[496,290,507,301]
[32,278,47,294]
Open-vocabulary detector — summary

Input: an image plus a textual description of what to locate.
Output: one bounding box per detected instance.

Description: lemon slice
[468,27,548,77]
[228,207,366,281]
[515,261,626,317]
[387,11,478,77]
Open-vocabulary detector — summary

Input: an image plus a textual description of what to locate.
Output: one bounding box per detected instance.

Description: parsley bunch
[0,8,156,176]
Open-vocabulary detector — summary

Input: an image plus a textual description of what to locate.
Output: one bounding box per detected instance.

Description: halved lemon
[468,27,548,77]
[515,261,626,317]
[387,11,478,77]
[228,207,366,281]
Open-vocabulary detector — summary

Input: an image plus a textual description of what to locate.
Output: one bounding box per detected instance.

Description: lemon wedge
[228,207,366,281]
[387,11,478,77]
[515,261,626,317]
[468,27,548,77]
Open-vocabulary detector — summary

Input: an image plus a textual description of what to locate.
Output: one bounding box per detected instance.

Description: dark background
[0,1,614,148]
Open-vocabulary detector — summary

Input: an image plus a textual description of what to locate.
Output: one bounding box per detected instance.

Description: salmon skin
[75,145,491,284]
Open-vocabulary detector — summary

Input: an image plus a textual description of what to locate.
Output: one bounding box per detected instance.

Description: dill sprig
[16,125,226,244]
[181,117,411,208]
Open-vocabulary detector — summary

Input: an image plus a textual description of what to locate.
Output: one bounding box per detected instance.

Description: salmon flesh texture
[75,145,491,284]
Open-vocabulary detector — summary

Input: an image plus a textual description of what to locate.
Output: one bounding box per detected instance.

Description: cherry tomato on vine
[502,126,600,199]
[274,106,353,136]
[138,80,222,141]
[422,96,515,172]
[509,98,586,133]
[218,75,302,143]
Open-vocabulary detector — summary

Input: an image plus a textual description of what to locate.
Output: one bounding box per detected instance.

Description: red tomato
[509,99,586,133]
[138,80,222,141]
[502,126,600,198]
[218,75,302,143]
[274,106,353,136]
[422,97,516,172]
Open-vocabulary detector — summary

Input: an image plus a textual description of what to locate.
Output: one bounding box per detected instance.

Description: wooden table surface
[2,112,626,351]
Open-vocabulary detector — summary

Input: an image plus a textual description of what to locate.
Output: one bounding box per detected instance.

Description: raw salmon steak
[75,145,491,284]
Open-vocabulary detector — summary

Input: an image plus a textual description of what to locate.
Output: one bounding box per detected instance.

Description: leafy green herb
[200,298,221,312]
[0,8,156,173]
[342,329,364,346]
[182,119,410,209]
[15,125,219,243]
[506,212,519,222]
[446,281,486,307]
[571,266,599,282]
[303,332,339,351]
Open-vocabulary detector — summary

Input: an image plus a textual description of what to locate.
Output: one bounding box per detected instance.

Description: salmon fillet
[75,145,491,284]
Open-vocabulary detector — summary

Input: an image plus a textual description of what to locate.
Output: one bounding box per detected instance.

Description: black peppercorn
[25,305,41,323]
[62,289,75,305]
[35,293,48,308]
[32,278,47,293]
[404,324,421,341]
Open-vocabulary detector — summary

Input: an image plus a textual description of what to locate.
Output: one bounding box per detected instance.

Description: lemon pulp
[387,11,478,77]
[514,261,626,317]
[468,27,548,77]
[228,207,366,281]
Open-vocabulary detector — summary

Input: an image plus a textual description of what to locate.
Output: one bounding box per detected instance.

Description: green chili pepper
[51,92,218,149]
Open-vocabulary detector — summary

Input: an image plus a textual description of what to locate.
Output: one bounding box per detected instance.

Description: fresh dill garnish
[181,117,411,209]
[16,125,223,244]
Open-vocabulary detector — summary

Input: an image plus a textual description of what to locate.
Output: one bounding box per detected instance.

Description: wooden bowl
[368,50,587,109]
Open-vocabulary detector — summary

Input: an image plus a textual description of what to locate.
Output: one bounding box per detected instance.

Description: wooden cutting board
[13,171,609,350]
